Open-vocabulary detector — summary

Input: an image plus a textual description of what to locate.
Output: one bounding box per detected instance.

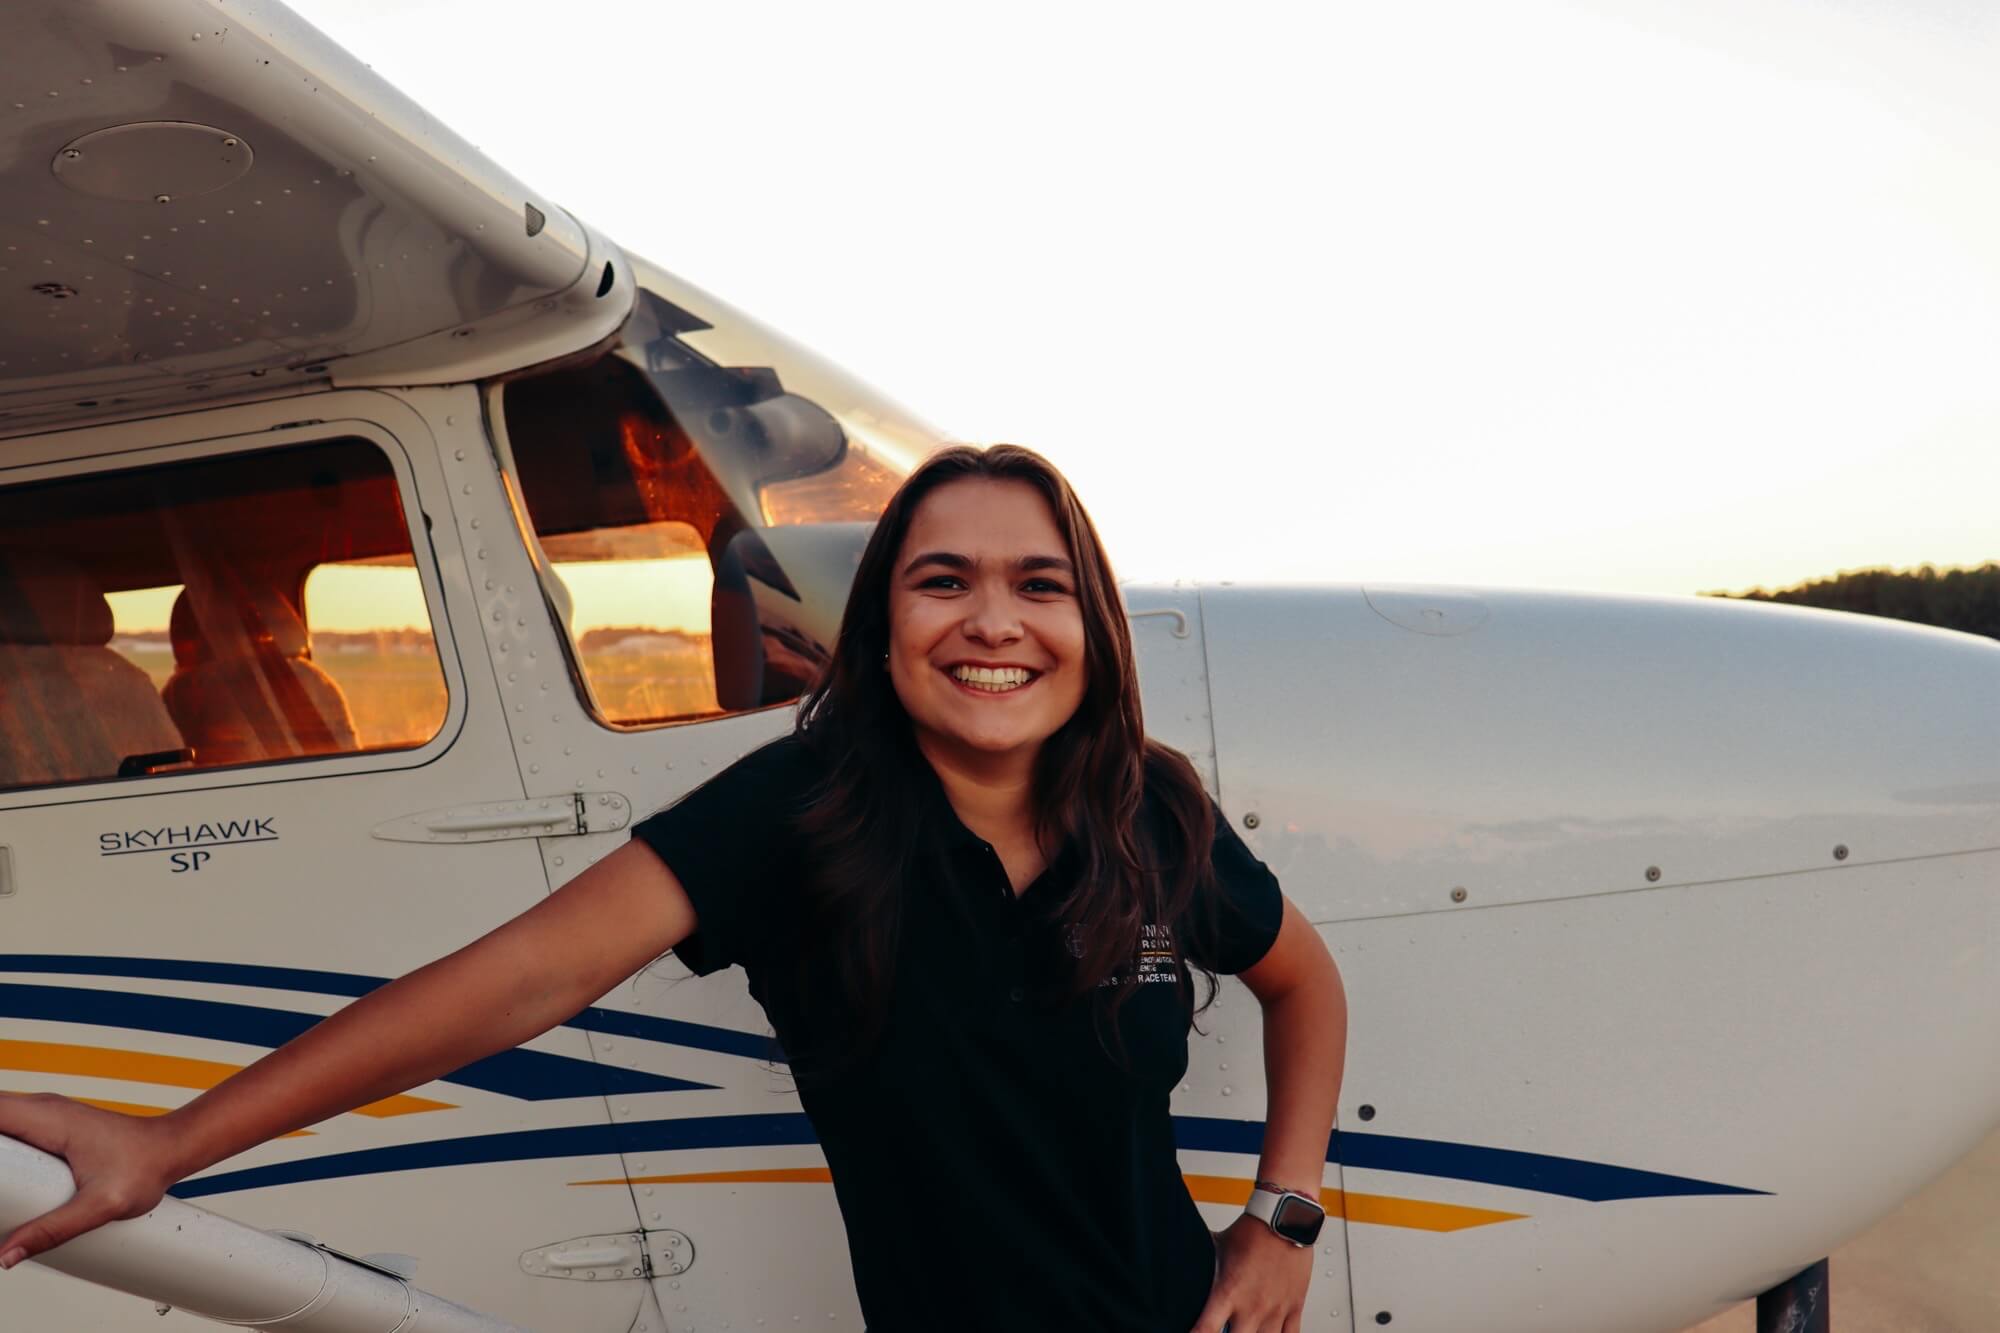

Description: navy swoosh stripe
[169,1113,820,1199]
[0,984,713,1100]
[0,955,390,998]
[0,966,1754,1203]
[0,955,781,1064]
[166,1113,1762,1203]
[1174,1115,1765,1201]
[568,1005,780,1064]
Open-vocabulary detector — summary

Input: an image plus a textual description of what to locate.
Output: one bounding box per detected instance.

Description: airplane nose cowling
[1191,582,2000,1333]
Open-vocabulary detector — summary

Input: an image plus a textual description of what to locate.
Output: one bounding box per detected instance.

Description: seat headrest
[0,551,114,646]
[170,586,310,665]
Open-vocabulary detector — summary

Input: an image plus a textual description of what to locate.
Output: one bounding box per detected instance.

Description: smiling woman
[617,442,1344,1332]
[888,480,1088,759]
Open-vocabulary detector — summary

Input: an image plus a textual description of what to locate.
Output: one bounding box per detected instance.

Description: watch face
[1271,1194,1326,1246]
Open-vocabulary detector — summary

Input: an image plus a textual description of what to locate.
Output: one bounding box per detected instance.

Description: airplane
[3,2,1998,1330]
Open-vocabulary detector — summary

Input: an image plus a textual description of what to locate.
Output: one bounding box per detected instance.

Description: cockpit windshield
[498,258,946,728]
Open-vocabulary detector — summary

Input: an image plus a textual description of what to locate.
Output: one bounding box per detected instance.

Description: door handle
[370,794,631,843]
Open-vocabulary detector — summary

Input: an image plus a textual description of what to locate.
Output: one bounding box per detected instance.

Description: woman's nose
[960,587,1022,645]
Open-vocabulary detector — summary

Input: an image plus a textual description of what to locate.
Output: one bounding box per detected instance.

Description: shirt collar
[910,754,1091,911]
[912,751,994,853]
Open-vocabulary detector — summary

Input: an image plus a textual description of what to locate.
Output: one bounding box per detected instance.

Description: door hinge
[370,793,631,843]
[520,1230,692,1281]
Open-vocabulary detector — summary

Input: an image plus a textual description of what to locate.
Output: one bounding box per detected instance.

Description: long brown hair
[791,444,1221,1066]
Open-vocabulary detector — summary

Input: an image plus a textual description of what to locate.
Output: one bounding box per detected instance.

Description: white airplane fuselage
[2,4,1998,1332]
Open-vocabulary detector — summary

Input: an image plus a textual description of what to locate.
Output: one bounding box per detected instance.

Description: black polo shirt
[631,734,1284,1333]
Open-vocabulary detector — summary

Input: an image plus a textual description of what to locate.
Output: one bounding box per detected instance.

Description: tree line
[1704,564,2000,640]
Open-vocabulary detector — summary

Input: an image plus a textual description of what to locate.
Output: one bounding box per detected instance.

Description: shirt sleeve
[628,734,817,977]
[1184,800,1286,976]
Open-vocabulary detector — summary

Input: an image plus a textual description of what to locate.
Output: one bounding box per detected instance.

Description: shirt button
[1008,986,1024,1003]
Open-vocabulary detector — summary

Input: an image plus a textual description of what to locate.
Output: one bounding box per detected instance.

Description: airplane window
[0,438,448,793]
[500,263,946,729]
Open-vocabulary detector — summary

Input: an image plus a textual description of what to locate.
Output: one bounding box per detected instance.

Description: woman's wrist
[154,1103,229,1184]
[1252,1164,1325,1198]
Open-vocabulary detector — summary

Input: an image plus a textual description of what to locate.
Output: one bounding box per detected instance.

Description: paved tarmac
[1685,1121,2000,1332]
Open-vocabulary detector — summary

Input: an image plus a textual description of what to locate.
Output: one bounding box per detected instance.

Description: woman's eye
[919,575,966,590]
[1022,579,1071,595]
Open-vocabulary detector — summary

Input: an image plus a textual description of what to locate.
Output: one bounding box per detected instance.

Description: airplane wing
[0,0,629,436]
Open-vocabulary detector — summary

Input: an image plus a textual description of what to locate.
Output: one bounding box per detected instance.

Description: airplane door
[432,410,851,1326]
[0,392,647,1333]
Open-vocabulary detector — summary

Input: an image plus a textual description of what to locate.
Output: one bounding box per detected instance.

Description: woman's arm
[1192,896,1347,1333]
[1243,897,1347,1198]
[0,839,696,1269]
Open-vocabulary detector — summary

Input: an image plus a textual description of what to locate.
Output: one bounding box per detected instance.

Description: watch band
[1245,1185,1286,1228]
[1246,1182,1326,1247]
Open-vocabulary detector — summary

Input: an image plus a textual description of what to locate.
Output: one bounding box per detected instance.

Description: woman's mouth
[944,664,1039,695]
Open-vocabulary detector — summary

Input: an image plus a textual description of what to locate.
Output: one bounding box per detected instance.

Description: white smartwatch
[1246,1180,1326,1247]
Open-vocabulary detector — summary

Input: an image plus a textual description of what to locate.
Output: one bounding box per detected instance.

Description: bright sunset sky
[284,0,2000,602]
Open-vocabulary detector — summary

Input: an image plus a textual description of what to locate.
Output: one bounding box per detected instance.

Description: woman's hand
[1191,1214,1313,1333]
[0,1093,184,1269]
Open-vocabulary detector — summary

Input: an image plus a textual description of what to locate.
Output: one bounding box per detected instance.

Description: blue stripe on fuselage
[0,983,712,1099]
[0,957,1765,1204]
[0,954,781,1063]
[1174,1116,1765,1201]
[168,1113,1764,1202]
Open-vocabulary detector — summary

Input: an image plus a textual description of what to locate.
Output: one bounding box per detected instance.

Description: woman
[0,445,1346,1333]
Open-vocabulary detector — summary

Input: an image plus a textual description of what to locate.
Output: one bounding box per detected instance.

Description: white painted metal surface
[1202,583,2000,1331]
[1202,582,2000,919]
[0,1132,533,1330]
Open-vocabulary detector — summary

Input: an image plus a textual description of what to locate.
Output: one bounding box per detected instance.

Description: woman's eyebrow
[902,551,1075,576]
[902,550,972,575]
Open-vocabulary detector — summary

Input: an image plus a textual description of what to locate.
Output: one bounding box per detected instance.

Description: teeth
[951,665,1032,691]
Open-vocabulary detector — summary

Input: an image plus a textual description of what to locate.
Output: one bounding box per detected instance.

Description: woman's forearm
[160,928,569,1179]
[160,841,695,1180]
[1254,943,1347,1196]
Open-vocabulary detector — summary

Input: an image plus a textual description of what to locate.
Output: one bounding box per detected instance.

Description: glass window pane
[301,560,450,751]
[0,438,448,793]
[105,584,183,691]
[542,521,720,724]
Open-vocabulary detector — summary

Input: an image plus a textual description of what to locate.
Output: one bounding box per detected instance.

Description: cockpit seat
[0,551,185,788]
[162,587,360,766]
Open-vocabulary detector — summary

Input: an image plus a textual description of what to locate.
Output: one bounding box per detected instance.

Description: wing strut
[0,1132,536,1331]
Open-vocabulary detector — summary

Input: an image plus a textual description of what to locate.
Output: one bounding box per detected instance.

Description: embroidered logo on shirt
[1099,922,1180,986]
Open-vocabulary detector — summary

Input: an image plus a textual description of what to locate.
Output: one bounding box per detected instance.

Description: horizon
[105,554,2000,638]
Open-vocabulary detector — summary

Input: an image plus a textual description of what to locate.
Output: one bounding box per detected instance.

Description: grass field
[573,646,719,724]
[117,642,719,751]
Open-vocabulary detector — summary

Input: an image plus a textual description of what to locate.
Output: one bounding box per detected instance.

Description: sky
[284,0,2000,599]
